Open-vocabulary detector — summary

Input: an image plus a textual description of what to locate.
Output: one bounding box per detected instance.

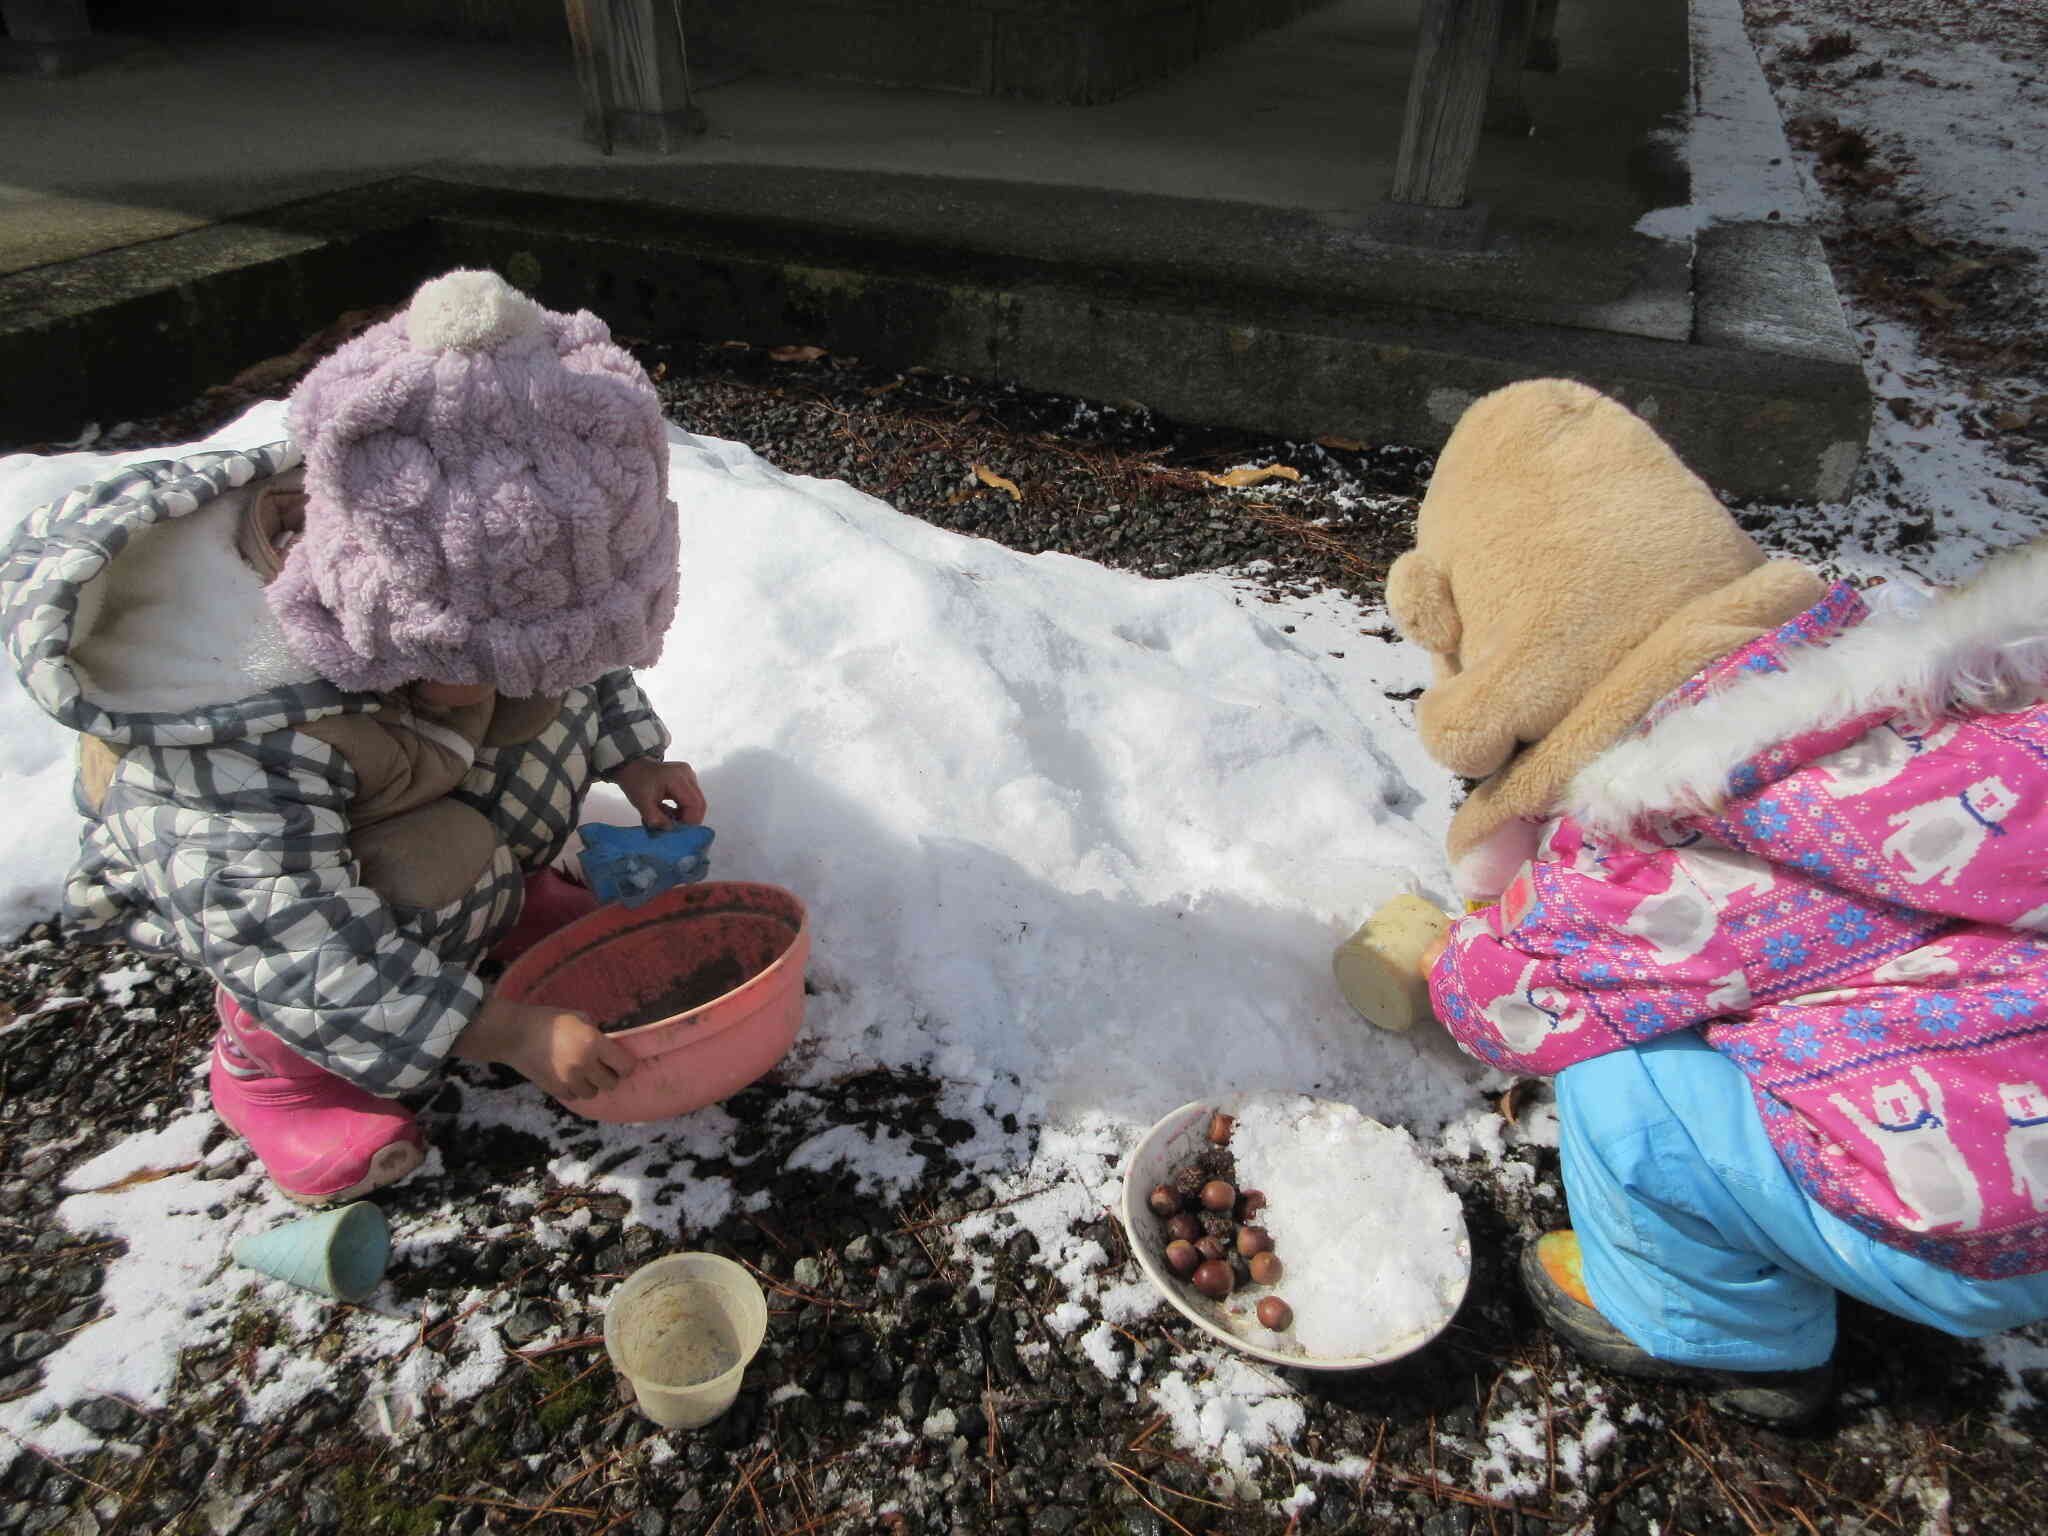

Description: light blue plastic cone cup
[233,1201,391,1302]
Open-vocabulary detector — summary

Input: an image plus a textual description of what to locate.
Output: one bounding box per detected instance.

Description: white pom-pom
[406,269,544,353]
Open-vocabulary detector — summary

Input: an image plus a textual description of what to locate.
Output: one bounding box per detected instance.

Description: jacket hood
[1567,539,2048,834]
[0,441,369,748]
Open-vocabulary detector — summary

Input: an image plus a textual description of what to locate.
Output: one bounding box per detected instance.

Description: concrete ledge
[0,176,1870,501]
[0,183,445,443]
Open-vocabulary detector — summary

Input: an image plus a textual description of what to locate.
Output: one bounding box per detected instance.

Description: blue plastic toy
[579,822,716,908]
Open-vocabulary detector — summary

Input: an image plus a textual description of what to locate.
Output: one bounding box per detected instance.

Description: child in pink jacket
[1373,379,2048,1425]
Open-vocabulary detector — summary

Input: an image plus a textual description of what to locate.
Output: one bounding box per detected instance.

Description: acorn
[1196,1235,1227,1262]
[1191,1260,1234,1300]
[1166,1212,1202,1244]
[1207,1110,1235,1145]
[1235,1226,1272,1257]
[1236,1190,1267,1221]
[1247,1250,1283,1286]
[1171,1163,1209,1200]
[1163,1240,1201,1277]
[1147,1184,1181,1219]
[1256,1296,1293,1330]
[1199,1180,1236,1213]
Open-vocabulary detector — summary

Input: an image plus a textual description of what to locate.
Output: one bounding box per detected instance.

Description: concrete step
[0,169,1868,500]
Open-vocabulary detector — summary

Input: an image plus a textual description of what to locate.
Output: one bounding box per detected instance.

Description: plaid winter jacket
[0,442,671,1095]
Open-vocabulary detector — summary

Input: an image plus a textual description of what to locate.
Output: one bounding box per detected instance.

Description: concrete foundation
[0,2,1871,500]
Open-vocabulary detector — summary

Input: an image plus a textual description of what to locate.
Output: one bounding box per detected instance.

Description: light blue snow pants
[1555,1033,2048,1372]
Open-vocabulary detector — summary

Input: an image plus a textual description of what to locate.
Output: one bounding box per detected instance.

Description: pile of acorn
[1144,1109,1293,1331]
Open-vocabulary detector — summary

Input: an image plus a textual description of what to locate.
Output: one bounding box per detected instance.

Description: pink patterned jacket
[1429,551,2048,1279]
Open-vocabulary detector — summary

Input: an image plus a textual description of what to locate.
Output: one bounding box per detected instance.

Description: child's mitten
[580,823,715,907]
[1333,894,1454,1032]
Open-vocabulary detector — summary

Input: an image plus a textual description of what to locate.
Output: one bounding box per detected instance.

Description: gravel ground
[6,917,2037,1536]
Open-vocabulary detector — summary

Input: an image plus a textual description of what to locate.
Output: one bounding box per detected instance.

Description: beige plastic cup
[603,1253,769,1430]
[1332,893,1454,1032]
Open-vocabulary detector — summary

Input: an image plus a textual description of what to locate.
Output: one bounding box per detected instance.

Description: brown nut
[1206,1110,1235,1145]
[1195,1235,1227,1262]
[1235,1226,1272,1257]
[1199,1180,1237,1213]
[1247,1250,1283,1286]
[1147,1184,1181,1219]
[1236,1190,1267,1220]
[1191,1260,1234,1299]
[1165,1212,1202,1244]
[1163,1239,1201,1277]
[1256,1296,1293,1330]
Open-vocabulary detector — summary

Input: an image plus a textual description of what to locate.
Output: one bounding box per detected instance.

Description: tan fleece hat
[1386,378,1826,899]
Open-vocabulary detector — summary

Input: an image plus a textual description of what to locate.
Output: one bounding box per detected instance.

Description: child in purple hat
[1,269,704,1205]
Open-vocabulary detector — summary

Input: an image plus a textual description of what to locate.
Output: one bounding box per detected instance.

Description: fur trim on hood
[1567,538,2048,835]
[0,443,365,750]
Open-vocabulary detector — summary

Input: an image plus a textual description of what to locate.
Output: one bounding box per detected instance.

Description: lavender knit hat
[273,269,680,697]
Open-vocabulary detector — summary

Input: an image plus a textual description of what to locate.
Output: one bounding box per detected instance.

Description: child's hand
[611,757,707,830]
[457,998,638,1102]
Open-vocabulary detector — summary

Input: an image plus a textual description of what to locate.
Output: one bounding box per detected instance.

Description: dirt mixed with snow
[5,4,2048,1534]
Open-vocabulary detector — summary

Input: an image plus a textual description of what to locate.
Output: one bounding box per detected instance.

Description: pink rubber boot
[489,866,602,967]
[210,990,426,1206]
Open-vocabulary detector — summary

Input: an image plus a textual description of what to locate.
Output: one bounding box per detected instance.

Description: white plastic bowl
[604,1253,768,1429]
[1120,1094,1471,1370]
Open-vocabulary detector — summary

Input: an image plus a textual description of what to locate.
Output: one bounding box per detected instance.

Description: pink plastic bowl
[495,881,810,1123]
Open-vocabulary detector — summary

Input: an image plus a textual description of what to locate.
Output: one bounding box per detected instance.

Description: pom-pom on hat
[273,269,680,698]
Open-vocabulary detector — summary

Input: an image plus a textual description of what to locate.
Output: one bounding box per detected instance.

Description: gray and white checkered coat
[1,442,672,1094]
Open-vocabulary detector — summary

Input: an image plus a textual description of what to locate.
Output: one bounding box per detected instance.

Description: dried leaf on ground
[769,344,829,363]
[77,1163,199,1194]
[1500,1079,1541,1127]
[972,464,1023,501]
[1201,464,1303,489]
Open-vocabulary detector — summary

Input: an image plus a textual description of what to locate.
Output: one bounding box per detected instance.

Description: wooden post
[1487,0,1532,134]
[1,0,90,42]
[563,0,615,155]
[1389,0,1507,209]
[1526,0,1563,73]
[2,0,104,76]
[563,0,705,155]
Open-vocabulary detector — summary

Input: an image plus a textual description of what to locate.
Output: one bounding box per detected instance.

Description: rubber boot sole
[1518,1239,1833,1428]
[275,1137,426,1208]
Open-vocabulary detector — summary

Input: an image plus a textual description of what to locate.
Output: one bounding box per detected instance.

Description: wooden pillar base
[1389,0,1507,213]
[594,105,707,154]
[0,32,136,77]
[566,0,703,157]
[1356,200,1491,251]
